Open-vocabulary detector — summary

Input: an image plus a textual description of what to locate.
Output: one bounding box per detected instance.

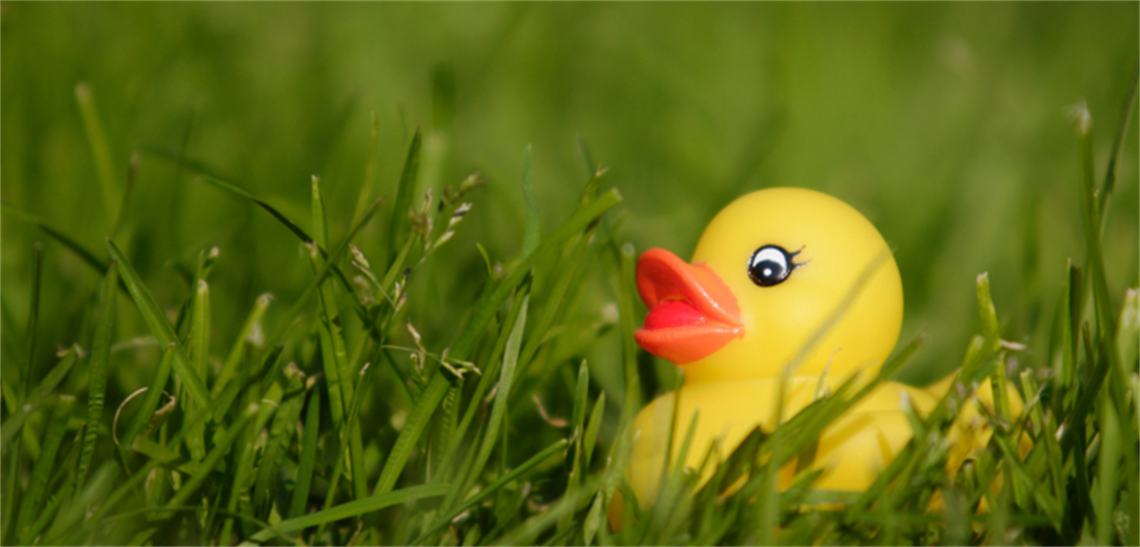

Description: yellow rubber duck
[614,188,1021,524]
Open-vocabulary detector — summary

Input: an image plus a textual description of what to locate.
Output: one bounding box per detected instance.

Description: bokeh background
[2,3,1137,397]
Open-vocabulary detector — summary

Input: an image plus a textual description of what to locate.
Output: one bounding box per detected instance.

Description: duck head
[635,187,903,385]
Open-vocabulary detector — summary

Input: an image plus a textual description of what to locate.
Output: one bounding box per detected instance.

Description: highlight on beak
[634,248,743,364]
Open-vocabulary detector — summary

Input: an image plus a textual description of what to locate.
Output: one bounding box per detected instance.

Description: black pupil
[749,246,792,287]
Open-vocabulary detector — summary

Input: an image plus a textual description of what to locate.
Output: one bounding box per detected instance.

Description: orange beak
[634,248,744,364]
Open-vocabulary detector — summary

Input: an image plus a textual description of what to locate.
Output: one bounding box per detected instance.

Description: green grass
[1,4,1138,546]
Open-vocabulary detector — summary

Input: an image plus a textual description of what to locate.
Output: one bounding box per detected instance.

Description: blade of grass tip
[416,439,568,545]
[1099,63,1139,225]
[616,242,641,427]
[106,239,213,412]
[75,261,118,496]
[212,293,271,399]
[253,484,449,543]
[184,279,210,462]
[976,272,1002,352]
[353,111,381,226]
[0,204,108,274]
[128,402,261,546]
[1073,104,1117,341]
[521,145,540,260]
[388,127,422,266]
[1,346,81,446]
[15,394,75,543]
[75,83,120,224]
[289,390,321,519]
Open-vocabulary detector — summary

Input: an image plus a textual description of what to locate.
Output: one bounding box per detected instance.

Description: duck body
[620,188,1020,517]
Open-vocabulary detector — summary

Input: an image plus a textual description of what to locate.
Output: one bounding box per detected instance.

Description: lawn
[1,3,1137,545]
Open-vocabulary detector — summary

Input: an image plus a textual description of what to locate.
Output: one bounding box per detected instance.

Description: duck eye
[748,245,799,287]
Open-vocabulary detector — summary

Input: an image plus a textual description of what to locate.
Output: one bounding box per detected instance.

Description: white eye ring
[748,245,800,287]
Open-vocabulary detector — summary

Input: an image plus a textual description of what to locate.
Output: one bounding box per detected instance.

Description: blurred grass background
[2,3,1137,414]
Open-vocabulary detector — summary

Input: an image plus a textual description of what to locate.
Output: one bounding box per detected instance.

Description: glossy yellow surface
[622,188,1020,518]
[682,187,903,385]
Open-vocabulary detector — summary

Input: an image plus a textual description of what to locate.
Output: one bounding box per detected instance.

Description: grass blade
[253,365,307,517]
[21,241,44,398]
[191,172,372,324]
[251,484,449,542]
[309,247,367,502]
[388,127,422,265]
[0,204,108,274]
[184,278,210,461]
[416,438,568,544]
[197,174,310,244]
[106,239,213,413]
[120,345,176,449]
[1,346,81,446]
[15,395,76,544]
[288,390,321,519]
[75,83,120,224]
[583,392,605,469]
[373,374,451,497]
[615,241,640,427]
[451,295,529,509]
[353,111,382,226]
[75,260,118,495]
[1097,395,1123,545]
[212,293,271,399]
[451,188,621,361]
[520,145,539,260]
[1099,63,1139,221]
[255,196,386,391]
[128,402,261,545]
